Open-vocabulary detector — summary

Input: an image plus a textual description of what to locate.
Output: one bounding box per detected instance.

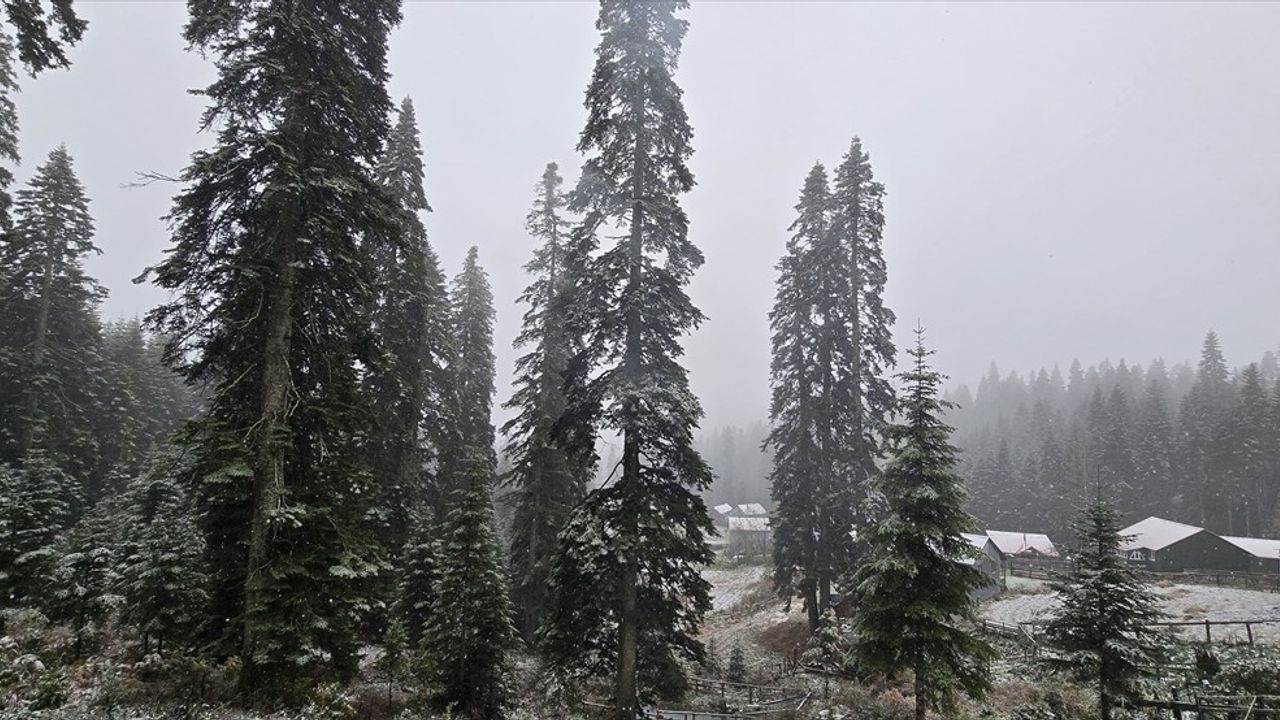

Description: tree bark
[1098,672,1110,720]
[240,219,298,694]
[804,580,820,632]
[613,85,647,720]
[615,541,640,719]
[914,671,927,720]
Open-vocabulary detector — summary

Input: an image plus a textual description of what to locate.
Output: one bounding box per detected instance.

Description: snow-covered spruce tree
[847,329,995,720]
[437,246,496,504]
[364,97,450,563]
[541,2,714,715]
[0,450,70,605]
[422,247,513,719]
[398,519,437,646]
[140,0,401,695]
[423,453,514,719]
[766,163,827,630]
[49,499,119,656]
[1044,491,1163,720]
[117,454,209,655]
[502,162,588,640]
[0,146,105,502]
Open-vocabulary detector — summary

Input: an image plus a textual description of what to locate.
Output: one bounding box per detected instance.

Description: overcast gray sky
[14,1,1280,429]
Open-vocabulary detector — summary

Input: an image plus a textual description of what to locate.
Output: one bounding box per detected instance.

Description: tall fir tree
[141,0,402,695]
[502,162,587,640]
[423,452,514,719]
[768,139,895,632]
[364,97,450,564]
[1044,490,1163,720]
[1179,331,1231,528]
[827,134,895,551]
[541,2,714,715]
[423,247,513,719]
[0,145,104,501]
[439,246,496,501]
[767,164,827,629]
[847,329,995,720]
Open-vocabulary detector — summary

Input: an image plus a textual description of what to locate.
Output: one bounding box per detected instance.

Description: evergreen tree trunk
[615,553,640,719]
[914,671,926,720]
[612,93,647,719]
[242,221,296,690]
[803,579,819,631]
[1098,672,1110,720]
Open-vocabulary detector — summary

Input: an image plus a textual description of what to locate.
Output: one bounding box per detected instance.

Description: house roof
[957,533,997,565]
[728,516,770,532]
[1222,535,1280,560]
[712,503,734,516]
[737,503,767,516]
[1119,516,1205,552]
[986,530,1058,557]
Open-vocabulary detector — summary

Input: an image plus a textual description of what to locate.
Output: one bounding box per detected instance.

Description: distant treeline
[695,421,772,508]
[945,332,1280,541]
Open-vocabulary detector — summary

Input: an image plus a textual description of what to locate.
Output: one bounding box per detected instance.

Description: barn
[1221,535,1280,574]
[985,530,1058,560]
[1119,517,1253,573]
[726,515,771,557]
[961,533,1005,599]
[710,503,735,529]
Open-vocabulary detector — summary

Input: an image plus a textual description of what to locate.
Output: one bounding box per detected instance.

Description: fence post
[1246,622,1254,645]
[1205,620,1211,644]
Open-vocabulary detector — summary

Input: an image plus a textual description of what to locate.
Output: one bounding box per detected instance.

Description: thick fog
[16,1,1280,429]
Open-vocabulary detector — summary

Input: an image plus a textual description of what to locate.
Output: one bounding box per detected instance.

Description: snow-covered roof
[1119,517,1205,552]
[986,530,1058,557]
[1222,535,1280,560]
[957,533,997,565]
[712,503,734,516]
[728,516,770,532]
[737,503,767,516]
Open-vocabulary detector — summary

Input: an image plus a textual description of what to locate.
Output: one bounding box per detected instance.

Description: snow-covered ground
[704,564,770,613]
[983,578,1280,644]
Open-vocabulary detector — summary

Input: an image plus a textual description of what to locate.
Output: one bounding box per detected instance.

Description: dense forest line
[946,333,1280,541]
[694,334,1280,543]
